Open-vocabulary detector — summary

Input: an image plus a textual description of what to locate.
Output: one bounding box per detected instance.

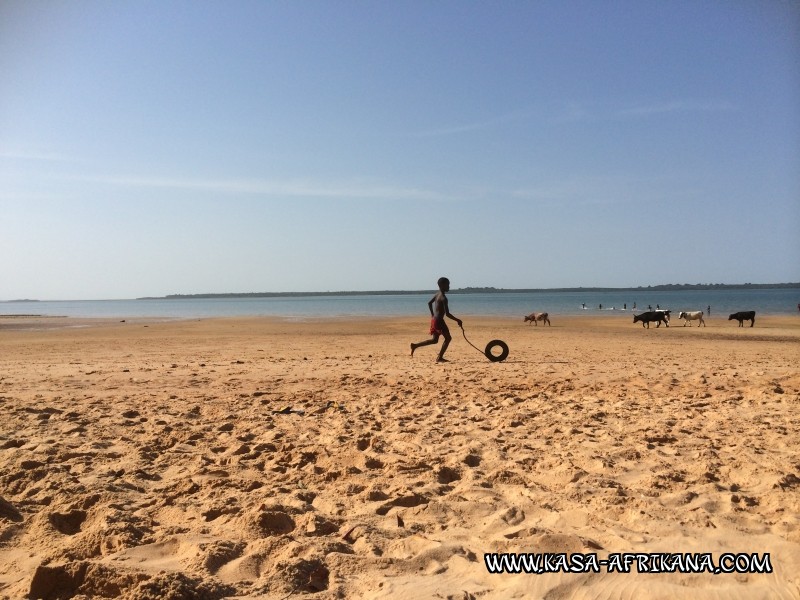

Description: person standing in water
[410,277,462,363]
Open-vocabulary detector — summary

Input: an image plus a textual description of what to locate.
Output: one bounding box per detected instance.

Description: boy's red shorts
[430,317,445,335]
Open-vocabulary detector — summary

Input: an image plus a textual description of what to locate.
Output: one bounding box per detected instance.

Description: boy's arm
[427,295,436,316]
[444,298,463,327]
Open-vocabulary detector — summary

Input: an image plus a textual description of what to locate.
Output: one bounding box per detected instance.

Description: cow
[728,311,756,327]
[633,311,669,328]
[524,312,551,326]
[678,310,705,327]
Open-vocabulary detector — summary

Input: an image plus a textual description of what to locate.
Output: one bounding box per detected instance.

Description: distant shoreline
[137,282,800,300]
[2,283,797,304]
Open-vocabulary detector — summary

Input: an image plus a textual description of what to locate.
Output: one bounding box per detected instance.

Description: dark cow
[633,311,669,328]
[655,309,671,322]
[524,312,551,326]
[728,311,756,327]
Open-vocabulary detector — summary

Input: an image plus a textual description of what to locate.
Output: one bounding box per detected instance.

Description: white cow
[678,310,705,327]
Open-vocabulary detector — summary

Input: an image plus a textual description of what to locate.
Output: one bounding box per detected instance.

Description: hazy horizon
[3,281,799,303]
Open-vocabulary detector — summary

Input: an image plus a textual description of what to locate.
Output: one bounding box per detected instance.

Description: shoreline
[3,288,799,321]
[2,312,798,332]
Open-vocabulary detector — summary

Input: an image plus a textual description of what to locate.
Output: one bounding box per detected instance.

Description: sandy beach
[1,314,798,599]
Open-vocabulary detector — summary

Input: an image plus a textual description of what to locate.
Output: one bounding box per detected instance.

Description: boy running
[410,277,462,362]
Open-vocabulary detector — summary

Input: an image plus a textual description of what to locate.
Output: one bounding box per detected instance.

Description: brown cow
[524,312,551,326]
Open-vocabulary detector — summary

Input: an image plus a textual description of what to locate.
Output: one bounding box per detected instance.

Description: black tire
[484,340,509,362]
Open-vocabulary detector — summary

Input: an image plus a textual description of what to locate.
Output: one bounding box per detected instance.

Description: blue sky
[1,1,798,300]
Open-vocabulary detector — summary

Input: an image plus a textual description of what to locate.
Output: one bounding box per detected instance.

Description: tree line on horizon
[136,282,800,300]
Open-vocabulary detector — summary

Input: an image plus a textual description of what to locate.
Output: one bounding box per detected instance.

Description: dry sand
[1,314,798,599]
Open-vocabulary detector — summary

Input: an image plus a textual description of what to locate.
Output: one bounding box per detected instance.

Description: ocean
[2,288,798,319]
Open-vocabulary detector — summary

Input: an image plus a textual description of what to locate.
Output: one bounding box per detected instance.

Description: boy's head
[437,277,450,292]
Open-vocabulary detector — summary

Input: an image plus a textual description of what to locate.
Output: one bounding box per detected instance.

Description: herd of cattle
[632,309,757,328]
[524,310,757,328]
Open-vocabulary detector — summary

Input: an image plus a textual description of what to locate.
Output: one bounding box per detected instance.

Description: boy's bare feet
[410,343,416,357]
[436,357,449,363]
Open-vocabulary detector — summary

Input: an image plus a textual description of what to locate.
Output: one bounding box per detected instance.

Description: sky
[1,1,798,300]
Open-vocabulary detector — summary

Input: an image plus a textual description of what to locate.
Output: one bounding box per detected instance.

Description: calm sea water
[2,288,798,319]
